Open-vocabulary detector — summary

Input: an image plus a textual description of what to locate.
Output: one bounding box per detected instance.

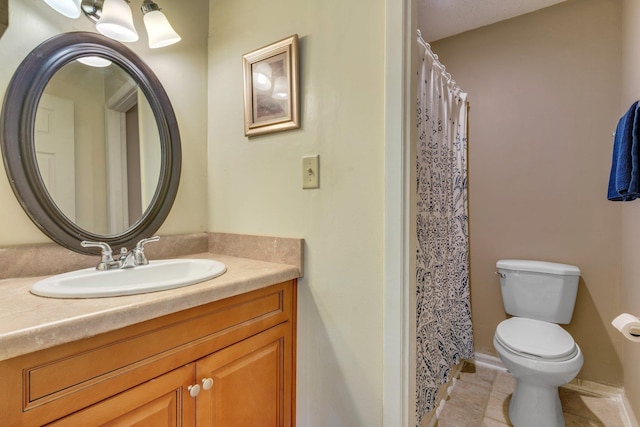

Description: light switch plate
[302,155,319,189]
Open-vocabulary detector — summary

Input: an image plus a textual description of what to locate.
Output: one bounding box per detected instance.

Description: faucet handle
[81,241,113,260]
[133,236,160,266]
[136,236,160,251]
[81,241,120,270]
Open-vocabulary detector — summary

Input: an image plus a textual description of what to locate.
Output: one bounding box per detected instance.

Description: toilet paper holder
[612,313,640,342]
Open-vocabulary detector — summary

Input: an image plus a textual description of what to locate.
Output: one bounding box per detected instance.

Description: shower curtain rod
[417,30,460,91]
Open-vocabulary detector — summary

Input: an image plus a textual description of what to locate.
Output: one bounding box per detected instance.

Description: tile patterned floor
[436,362,628,426]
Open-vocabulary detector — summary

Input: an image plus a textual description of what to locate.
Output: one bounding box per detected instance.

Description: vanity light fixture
[43,0,82,18]
[65,0,182,47]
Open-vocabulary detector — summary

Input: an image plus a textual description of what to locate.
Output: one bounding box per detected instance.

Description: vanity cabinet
[0,280,296,426]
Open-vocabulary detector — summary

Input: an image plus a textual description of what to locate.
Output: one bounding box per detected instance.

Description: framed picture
[243,35,299,137]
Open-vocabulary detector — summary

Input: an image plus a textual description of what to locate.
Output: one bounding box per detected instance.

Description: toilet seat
[495,317,578,362]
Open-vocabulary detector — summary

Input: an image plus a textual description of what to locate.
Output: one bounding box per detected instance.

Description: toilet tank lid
[496,260,580,276]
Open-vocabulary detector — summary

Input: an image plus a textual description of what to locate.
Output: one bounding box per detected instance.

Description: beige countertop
[0,252,301,362]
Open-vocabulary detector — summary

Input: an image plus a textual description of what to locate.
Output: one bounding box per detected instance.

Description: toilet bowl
[493,317,583,427]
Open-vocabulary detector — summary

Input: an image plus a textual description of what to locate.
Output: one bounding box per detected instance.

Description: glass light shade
[96,0,139,43]
[43,0,82,18]
[143,10,181,48]
[77,56,112,67]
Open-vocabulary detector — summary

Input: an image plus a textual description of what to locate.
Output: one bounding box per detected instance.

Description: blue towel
[608,101,640,201]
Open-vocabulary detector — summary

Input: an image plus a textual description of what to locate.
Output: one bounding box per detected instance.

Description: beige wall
[431,0,624,386]
[621,0,640,416]
[208,0,386,424]
[0,0,209,246]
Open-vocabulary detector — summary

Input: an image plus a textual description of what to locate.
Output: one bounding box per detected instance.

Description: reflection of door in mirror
[35,94,76,222]
[36,60,161,236]
[104,78,161,234]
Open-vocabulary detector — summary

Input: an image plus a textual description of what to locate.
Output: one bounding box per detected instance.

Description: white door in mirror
[35,94,76,221]
[30,259,226,298]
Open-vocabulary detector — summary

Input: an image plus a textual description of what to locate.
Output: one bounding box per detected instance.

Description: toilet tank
[496,259,580,324]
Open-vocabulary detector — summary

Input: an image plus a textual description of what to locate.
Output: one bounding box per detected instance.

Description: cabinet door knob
[188,384,201,397]
[201,377,214,390]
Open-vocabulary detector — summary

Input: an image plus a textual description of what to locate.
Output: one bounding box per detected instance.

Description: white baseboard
[563,377,622,397]
[473,352,507,372]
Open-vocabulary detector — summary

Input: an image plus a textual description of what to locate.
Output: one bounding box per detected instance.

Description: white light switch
[302,155,319,189]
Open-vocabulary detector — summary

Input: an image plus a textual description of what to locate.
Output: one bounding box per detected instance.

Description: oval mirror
[0,32,181,254]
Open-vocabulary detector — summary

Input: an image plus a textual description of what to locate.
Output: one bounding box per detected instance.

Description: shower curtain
[415,31,473,425]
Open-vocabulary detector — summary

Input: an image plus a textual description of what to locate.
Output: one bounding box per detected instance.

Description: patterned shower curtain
[415,31,473,425]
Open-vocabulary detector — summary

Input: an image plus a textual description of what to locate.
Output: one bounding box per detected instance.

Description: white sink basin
[31,259,227,299]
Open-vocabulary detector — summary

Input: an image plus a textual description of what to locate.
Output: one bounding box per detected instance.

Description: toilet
[493,260,583,427]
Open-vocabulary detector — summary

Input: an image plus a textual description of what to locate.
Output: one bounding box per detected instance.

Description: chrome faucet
[80,241,121,270]
[81,236,160,270]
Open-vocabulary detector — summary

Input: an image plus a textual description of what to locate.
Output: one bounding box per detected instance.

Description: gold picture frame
[243,35,299,137]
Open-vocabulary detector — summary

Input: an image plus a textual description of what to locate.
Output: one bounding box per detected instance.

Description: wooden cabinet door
[47,364,196,427]
[195,323,293,427]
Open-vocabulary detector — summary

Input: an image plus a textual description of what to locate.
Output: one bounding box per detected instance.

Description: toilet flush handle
[495,271,505,279]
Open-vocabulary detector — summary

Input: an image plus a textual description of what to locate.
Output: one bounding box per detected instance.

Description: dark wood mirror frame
[0,32,181,255]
